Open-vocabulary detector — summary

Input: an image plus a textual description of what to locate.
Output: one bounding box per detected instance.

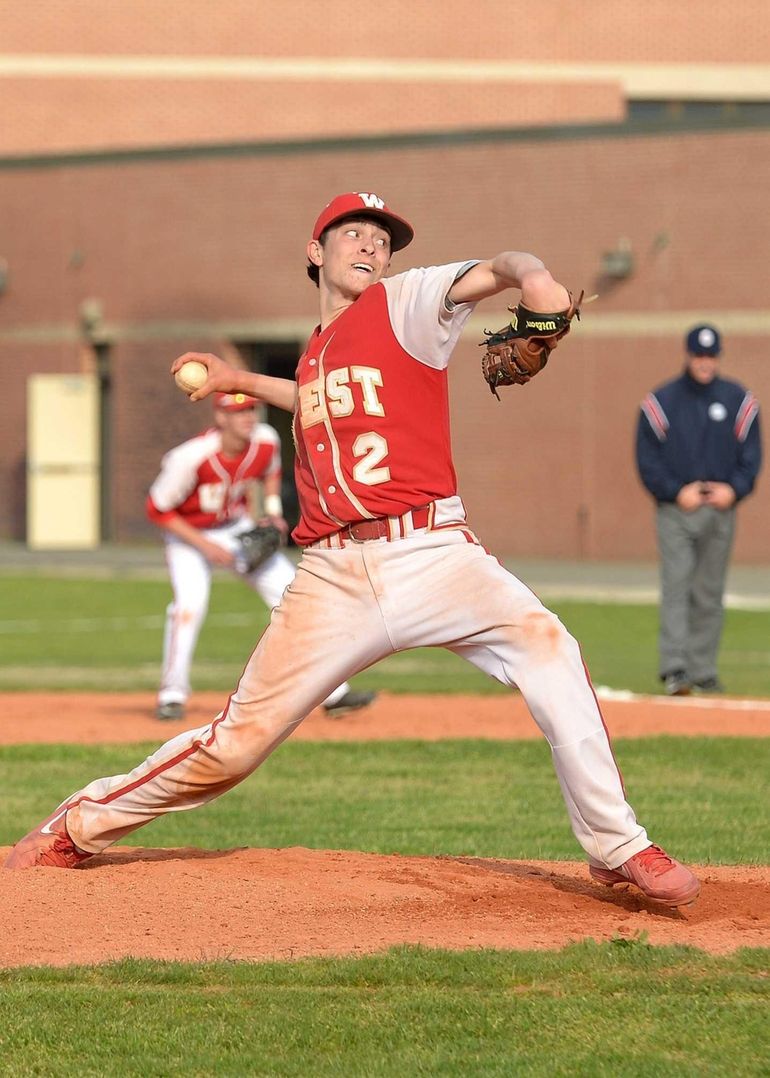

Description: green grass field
[2,739,768,863]
[2,945,768,1077]
[1,575,769,695]
[1,736,769,1074]
[1,573,768,1074]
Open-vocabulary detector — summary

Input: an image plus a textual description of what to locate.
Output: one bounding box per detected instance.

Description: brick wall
[0,79,625,155]
[1,126,767,558]
[2,0,767,61]
[0,0,767,155]
[0,1,767,557]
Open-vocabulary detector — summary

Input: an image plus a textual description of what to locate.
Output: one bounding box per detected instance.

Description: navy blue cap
[685,324,721,357]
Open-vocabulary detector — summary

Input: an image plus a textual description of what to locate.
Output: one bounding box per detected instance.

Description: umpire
[636,324,762,696]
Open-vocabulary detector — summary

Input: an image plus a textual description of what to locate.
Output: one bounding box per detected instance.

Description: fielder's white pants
[159,519,350,709]
[67,520,649,869]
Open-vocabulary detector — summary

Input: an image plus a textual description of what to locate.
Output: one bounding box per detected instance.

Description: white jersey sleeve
[381,261,480,371]
[253,423,282,477]
[149,431,220,512]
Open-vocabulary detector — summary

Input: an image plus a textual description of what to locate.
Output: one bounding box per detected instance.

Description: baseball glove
[480,290,585,399]
[234,523,283,573]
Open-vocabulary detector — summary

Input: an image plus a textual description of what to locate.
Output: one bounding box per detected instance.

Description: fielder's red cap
[214,392,256,412]
[312,192,414,252]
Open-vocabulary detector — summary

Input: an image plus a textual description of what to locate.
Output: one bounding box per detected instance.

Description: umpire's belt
[336,505,431,543]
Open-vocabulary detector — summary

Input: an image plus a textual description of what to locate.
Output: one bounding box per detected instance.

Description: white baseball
[174,360,209,395]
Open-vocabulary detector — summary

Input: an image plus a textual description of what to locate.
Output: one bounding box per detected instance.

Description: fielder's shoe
[323,689,377,718]
[692,677,725,694]
[156,701,186,721]
[3,804,92,870]
[589,844,700,908]
[662,670,691,696]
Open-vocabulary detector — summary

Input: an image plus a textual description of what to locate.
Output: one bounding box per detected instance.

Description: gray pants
[656,503,736,682]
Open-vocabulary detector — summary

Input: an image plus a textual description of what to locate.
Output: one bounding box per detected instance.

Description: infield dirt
[1,691,768,966]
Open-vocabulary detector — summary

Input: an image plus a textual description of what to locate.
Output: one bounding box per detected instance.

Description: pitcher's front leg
[455,602,650,869]
[67,555,389,853]
[413,544,651,870]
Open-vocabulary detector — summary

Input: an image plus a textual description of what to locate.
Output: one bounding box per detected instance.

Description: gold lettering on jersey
[351,366,385,417]
[352,432,391,485]
[298,379,328,429]
[326,368,355,417]
[299,365,386,428]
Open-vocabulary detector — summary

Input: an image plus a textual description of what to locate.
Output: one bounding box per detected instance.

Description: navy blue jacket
[636,371,762,503]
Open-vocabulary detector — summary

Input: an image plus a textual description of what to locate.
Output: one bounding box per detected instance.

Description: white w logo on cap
[357,192,385,209]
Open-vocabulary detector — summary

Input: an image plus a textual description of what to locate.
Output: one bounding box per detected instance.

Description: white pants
[68,518,649,869]
[159,519,350,709]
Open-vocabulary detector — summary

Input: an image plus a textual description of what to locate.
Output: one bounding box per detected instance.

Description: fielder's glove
[234,523,283,574]
[480,290,585,398]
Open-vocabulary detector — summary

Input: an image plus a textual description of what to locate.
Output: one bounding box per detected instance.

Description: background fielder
[146,390,375,720]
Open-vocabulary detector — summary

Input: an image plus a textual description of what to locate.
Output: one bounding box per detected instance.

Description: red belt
[335,506,430,543]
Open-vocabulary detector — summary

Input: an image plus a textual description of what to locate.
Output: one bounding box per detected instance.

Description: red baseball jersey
[292,261,477,545]
[146,424,281,529]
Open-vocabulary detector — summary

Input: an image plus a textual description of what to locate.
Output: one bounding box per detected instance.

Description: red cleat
[3,804,92,870]
[590,844,700,908]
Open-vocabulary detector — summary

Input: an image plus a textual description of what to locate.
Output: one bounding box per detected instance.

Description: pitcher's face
[309,217,392,298]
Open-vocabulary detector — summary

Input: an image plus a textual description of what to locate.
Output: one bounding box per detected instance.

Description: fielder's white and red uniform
[146,421,353,711]
[62,261,650,871]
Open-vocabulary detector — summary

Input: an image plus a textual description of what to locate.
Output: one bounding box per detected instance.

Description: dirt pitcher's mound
[2,691,770,744]
[1,847,767,967]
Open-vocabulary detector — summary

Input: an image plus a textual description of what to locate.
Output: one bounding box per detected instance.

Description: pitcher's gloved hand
[480,290,585,399]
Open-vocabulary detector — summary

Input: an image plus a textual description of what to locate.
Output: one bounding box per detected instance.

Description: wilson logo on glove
[480,290,589,399]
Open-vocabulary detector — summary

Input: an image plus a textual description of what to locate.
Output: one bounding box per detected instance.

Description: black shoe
[692,677,725,694]
[156,701,186,721]
[323,690,377,718]
[662,671,691,697]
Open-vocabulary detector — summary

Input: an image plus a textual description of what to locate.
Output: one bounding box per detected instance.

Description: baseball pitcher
[6,193,700,908]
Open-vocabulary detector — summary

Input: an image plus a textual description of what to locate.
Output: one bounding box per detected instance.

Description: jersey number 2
[352,432,390,485]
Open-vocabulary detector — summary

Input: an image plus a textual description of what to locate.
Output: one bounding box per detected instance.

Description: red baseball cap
[214,392,256,412]
[312,192,414,252]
